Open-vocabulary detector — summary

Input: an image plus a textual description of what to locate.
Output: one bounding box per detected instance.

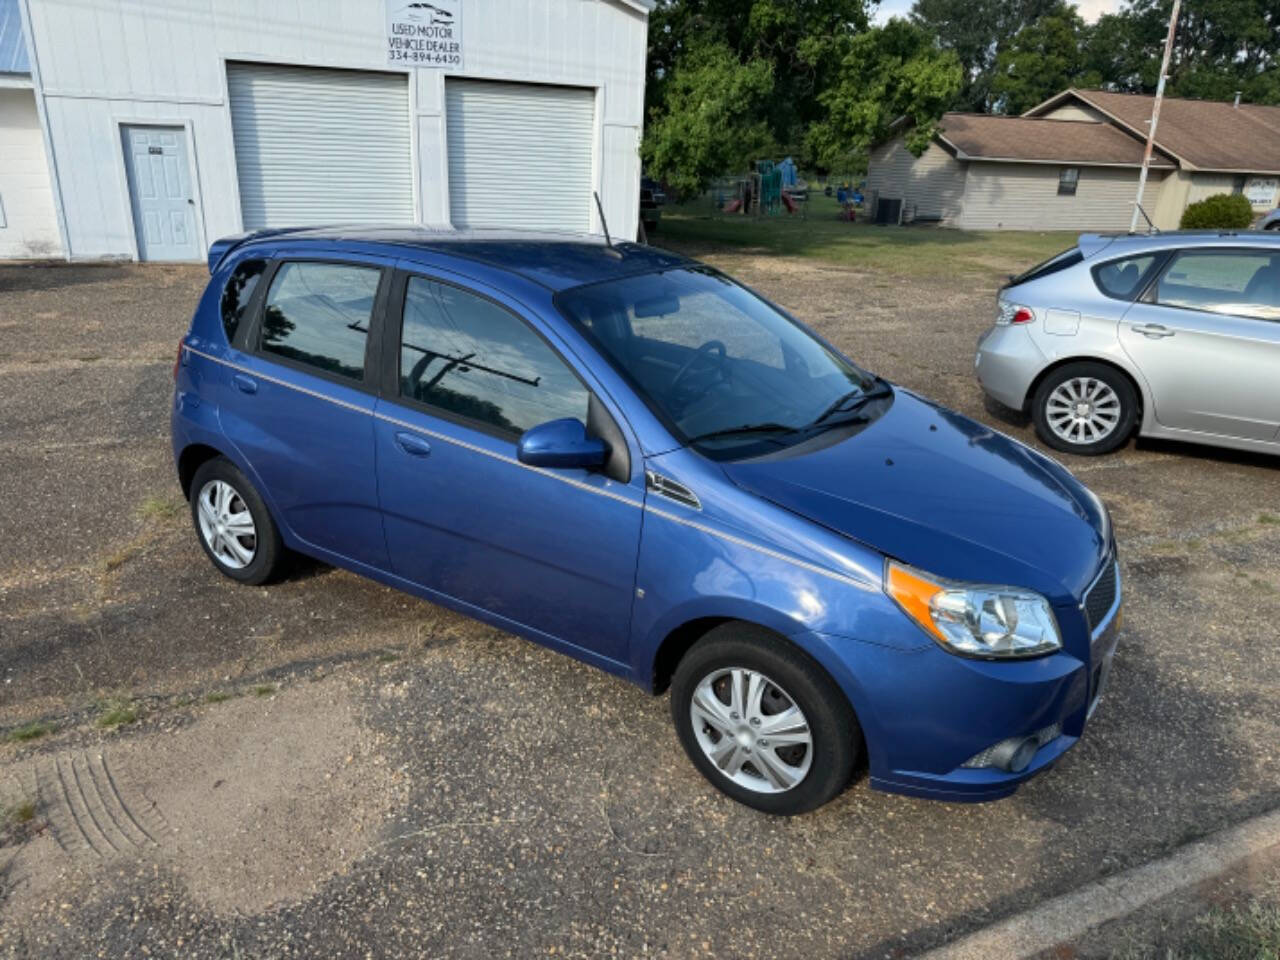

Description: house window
[1058,168,1080,196]
[1231,176,1247,194]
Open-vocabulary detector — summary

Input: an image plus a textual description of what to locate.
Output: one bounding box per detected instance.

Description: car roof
[225,225,691,291]
[1078,229,1280,259]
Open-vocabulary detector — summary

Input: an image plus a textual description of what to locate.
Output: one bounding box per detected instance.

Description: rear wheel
[671,624,860,815]
[1032,362,1138,455]
[189,457,284,585]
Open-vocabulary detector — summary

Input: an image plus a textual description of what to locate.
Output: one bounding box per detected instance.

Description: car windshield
[556,267,879,457]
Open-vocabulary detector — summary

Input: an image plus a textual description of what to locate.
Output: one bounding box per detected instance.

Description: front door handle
[394,431,432,457]
[1131,323,1175,339]
[232,373,258,394]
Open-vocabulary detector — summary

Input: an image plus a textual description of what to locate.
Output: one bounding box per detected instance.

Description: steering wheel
[669,340,729,402]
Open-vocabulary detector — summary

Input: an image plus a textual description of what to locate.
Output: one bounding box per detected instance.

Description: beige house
[867,88,1280,231]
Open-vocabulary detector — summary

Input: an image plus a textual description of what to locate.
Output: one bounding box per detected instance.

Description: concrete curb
[918,806,1280,960]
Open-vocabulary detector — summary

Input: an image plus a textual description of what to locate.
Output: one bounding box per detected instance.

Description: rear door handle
[232,373,258,394]
[1131,323,1175,339]
[394,431,432,457]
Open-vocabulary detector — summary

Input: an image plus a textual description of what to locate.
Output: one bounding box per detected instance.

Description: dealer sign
[386,0,463,69]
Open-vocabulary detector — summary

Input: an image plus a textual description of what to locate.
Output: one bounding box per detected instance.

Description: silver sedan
[976,231,1280,456]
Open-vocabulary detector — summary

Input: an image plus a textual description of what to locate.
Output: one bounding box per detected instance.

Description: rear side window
[260,262,381,381]
[220,259,265,343]
[1154,250,1280,321]
[1092,254,1160,300]
[399,276,589,436]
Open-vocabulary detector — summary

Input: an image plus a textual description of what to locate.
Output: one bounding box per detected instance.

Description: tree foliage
[641,0,1280,196]
[991,4,1101,114]
[806,21,963,172]
[910,0,1065,112]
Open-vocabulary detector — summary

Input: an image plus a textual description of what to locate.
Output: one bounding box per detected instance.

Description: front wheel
[1031,362,1138,455]
[671,624,860,815]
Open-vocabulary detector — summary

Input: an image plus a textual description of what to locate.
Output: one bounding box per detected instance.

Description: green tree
[641,38,777,197]
[991,4,1101,114]
[646,0,872,154]
[910,0,1064,111]
[1086,0,1280,105]
[805,19,963,173]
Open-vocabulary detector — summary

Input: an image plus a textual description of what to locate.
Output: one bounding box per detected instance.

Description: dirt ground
[1,248,1279,959]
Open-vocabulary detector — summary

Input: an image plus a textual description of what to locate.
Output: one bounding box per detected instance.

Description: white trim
[17,0,70,259]
[0,74,32,89]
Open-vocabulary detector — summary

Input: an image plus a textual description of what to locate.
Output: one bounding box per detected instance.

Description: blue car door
[372,266,644,667]
[217,253,390,570]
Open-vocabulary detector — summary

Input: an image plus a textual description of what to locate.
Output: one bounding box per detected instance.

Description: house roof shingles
[1040,90,1280,175]
[935,113,1175,168]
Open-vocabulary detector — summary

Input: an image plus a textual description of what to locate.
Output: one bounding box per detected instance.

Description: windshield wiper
[809,380,892,428]
[687,422,801,444]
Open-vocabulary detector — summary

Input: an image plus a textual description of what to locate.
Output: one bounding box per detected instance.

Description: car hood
[722,389,1108,604]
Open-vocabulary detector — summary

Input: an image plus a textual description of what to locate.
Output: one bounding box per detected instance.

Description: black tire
[670,623,860,815]
[189,457,284,586]
[1031,361,1138,456]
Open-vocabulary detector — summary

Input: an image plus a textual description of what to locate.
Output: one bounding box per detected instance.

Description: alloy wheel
[196,479,258,569]
[689,667,813,794]
[1045,377,1121,446]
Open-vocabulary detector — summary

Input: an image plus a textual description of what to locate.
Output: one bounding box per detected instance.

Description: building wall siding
[866,136,966,224]
[1040,102,1109,123]
[0,87,61,257]
[957,162,1155,231]
[23,0,647,258]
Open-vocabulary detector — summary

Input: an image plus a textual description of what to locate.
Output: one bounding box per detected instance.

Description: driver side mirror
[517,418,607,470]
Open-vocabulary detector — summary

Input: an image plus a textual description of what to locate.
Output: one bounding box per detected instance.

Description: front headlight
[885,561,1062,659]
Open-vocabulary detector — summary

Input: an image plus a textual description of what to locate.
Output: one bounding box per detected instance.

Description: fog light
[962,723,1061,772]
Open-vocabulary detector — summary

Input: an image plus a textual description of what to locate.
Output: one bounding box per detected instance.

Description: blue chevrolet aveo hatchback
[172,226,1122,814]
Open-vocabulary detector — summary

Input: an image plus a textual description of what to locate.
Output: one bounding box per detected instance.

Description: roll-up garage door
[227,63,414,229]
[446,80,594,232]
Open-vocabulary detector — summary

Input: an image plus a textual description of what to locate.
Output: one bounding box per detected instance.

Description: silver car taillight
[997,300,1035,326]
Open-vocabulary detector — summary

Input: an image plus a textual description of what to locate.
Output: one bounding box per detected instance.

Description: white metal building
[0,0,61,258]
[13,0,652,261]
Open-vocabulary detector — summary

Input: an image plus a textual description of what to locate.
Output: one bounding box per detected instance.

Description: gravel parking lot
[2,246,1279,958]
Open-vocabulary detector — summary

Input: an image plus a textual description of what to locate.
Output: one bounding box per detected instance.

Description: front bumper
[798,582,1122,803]
[975,323,1048,412]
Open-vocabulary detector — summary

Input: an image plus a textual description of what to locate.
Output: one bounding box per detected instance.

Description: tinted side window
[221,259,266,343]
[399,277,588,435]
[1155,250,1280,321]
[1093,254,1159,300]
[260,262,381,381]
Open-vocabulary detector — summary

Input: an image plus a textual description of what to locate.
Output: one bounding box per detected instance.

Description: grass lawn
[654,193,1079,281]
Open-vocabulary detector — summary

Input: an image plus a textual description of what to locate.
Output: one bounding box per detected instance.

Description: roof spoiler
[1076,233,1119,260]
[207,228,297,273]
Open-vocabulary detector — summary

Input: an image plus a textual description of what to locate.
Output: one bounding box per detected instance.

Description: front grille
[1084,557,1119,633]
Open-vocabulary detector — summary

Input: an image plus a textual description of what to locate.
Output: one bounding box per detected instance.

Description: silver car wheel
[196,479,257,570]
[689,667,813,794]
[1045,377,1121,446]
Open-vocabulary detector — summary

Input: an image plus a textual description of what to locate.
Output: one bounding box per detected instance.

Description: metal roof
[0,0,30,74]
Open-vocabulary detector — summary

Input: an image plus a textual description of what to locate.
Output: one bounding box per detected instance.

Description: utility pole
[1130,0,1181,233]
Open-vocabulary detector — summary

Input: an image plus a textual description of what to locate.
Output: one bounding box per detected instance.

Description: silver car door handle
[1131,323,1175,339]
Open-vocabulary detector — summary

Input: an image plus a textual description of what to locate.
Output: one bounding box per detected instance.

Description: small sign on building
[386,0,464,69]
[1244,178,1278,208]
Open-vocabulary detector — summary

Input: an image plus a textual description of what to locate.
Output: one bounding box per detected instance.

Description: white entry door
[122,125,200,261]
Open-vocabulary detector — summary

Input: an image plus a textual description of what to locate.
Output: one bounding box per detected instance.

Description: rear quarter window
[1092,254,1161,301]
[220,259,266,343]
